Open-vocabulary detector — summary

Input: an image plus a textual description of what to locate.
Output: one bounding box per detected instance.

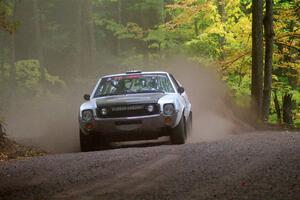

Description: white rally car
[79,71,192,151]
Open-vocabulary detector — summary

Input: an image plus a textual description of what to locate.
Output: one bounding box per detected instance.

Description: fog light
[147,104,154,112]
[164,117,173,126]
[85,123,94,130]
[101,108,108,115]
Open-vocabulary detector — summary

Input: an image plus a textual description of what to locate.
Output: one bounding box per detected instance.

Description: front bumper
[80,113,178,139]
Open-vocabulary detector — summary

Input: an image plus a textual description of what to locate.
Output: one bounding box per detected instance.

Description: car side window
[169,74,181,92]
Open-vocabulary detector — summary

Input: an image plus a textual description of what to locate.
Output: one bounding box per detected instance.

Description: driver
[147,78,158,90]
[115,80,127,94]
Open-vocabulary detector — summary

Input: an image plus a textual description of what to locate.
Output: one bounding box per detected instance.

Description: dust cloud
[5,80,98,153]
[5,57,253,153]
[163,57,254,142]
[6,96,79,153]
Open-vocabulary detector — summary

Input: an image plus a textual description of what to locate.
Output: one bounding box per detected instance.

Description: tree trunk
[262,0,274,122]
[216,0,226,60]
[85,0,97,71]
[79,0,97,75]
[273,90,281,123]
[0,31,4,78]
[194,18,199,36]
[251,0,264,119]
[0,32,5,110]
[160,0,165,24]
[282,93,293,125]
[8,0,17,110]
[0,120,5,139]
[9,33,16,93]
[33,0,46,83]
[116,0,122,56]
[76,0,83,78]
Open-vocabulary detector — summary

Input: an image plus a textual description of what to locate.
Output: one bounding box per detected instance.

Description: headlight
[82,110,93,121]
[100,108,108,115]
[163,104,175,115]
[146,104,154,112]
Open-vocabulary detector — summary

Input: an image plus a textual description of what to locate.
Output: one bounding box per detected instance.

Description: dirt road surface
[0,131,299,200]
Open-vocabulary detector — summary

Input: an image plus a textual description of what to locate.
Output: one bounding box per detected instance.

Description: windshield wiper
[151,88,165,93]
[96,93,120,97]
[136,89,165,94]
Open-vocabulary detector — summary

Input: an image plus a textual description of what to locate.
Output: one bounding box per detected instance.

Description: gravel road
[0,131,299,200]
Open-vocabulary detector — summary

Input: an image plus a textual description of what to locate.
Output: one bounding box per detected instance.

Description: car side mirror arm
[84,94,90,101]
[178,87,185,94]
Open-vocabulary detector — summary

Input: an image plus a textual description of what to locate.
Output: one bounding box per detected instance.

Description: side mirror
[178,87,185,94]
[84,94,90,101]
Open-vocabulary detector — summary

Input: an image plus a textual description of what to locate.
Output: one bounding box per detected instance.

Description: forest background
[0,0,299,140]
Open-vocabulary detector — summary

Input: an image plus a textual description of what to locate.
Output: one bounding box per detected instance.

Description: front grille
[96,104,160,118]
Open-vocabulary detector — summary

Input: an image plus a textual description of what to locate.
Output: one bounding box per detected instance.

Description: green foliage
[227,73,251,107]
[16,60,42,95]
[186,34,221,59]
[1,59,66,97]
[17,60,66,95]
[95,19,144,40]
[156,0,299,125]
[0,0,18,33]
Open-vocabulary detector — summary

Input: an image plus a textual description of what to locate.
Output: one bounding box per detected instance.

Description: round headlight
[147,104,154,112]
[82,110,93,121]
[101,108,108,115]
[163,104,175,115]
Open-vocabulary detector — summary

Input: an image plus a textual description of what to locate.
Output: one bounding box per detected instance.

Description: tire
[170,116,186,144]
[80,130,94,152]
[187,111,193,135]
[97,137,110,151]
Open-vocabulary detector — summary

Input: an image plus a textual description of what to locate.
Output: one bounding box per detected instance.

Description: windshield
[93,73,175,97]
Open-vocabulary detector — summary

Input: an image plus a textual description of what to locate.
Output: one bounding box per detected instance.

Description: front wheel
[187,111,193,135]
[80,130,94,152]
[170,117,186,144]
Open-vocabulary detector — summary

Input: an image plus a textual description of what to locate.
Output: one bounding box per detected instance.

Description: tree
[0,0,17,137]
[272,0,299,126]
[216,0,226,60]
[251,0,264,119]
[0,31,4,79]
[282,93,293,125]
[77,0,97,76]
[273,90,281,123]
[0,0,298,128]
[8,0,16,104]
[32,0,46,83]
[117,0,122,55]
[0,118,5,139]
[262,0,274,122]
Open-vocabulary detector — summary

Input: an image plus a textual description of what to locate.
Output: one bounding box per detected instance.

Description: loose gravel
[0,131,299,200]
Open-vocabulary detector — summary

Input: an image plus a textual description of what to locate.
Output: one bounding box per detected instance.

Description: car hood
[95,93,167,106]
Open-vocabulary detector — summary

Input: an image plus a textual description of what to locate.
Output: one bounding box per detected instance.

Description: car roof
[101,71,169,78]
